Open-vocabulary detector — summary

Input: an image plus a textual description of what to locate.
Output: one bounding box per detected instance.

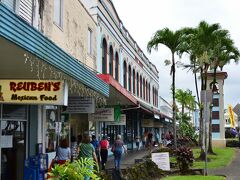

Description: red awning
[97,74,138,106]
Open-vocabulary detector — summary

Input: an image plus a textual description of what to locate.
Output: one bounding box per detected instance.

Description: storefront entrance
[0,105,28,180]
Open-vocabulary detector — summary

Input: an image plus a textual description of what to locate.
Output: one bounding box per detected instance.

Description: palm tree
[176,88,195,117]
[207,29,240,154]
[179,21,223,160]
[147,28,185,148]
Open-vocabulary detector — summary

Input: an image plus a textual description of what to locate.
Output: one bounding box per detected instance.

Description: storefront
[0,4,109,179]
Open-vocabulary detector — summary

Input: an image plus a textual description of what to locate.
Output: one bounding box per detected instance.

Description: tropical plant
[178,113,198,143]
[48,158,100,180]
[179,21,239,158]
[124,159,164,179]
[174,146,194,174]
[147,28,187,148]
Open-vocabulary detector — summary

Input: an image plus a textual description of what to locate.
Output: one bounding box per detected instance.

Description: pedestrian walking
[99,135,109,170]
[91,135,100,163]
[57,138,71,165]
[111,135,127,170]
[78,133,98,180]
[135,135,140,150]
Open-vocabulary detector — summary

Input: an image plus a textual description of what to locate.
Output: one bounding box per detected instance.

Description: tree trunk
[172,52,177,149]
[198,68,206,160]
[193,58,200,104]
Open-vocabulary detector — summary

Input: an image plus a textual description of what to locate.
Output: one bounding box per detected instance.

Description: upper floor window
[54,0,63,28]
[128,65,132,92]
[109,46,113,76]
[133,69,135,94]
[143,78,145,100]
[140,76,142,98]
[115,52,119,81]
[148,83,151,103]
[88,28,93,55]
[102,38,107,74]
[136,73,139,97]
[123,61,127,88]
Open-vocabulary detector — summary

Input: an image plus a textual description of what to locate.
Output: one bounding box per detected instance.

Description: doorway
[1,105,28,180]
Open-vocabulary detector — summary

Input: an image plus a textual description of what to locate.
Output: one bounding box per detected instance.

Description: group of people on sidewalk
[53,133,127,177]
[134,130,174,151]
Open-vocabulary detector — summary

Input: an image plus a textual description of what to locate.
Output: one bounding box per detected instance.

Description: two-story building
[0,0,109,179]
[81,0,161,149]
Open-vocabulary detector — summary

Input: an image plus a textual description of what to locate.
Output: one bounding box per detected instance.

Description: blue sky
[112,0,240,108]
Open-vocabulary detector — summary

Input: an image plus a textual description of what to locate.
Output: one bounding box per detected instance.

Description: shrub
[48,158,100,180]
[174,146,194,174]
[124,159,164,179]
[226,140,239,147]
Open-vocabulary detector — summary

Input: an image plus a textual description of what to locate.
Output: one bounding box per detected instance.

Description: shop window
[45,107,70,153]
[87,28,93,55]
[212,111,219,119]
[54,0,63,28]
[102,38,107,74]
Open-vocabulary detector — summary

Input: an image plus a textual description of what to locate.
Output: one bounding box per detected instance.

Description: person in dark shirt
[91,135,100,163]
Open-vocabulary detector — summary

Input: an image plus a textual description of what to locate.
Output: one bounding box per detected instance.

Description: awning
[97,74,137,106]
[0,3,109,98]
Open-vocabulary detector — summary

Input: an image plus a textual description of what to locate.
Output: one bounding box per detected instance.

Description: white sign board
[1,135,13,148]
[105,114,126,125]
[64,97,95,113]
[88,108,114,122]
[151,152,170,171]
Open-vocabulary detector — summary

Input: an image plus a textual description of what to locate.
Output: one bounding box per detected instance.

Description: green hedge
[226,140,239,147]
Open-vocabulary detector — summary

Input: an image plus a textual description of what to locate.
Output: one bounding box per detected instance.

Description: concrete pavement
[105,148,151,169]
[209,148,240,180]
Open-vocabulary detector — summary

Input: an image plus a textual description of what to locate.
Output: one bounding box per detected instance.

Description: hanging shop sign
[63,97,95,113]
[105,114,126,126]
[88,108,114,122]
[0,80,68,105]
[141,119,154,127]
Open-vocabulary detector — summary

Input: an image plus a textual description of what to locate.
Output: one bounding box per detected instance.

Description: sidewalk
[105,148,151,169]
[208,148,240,180]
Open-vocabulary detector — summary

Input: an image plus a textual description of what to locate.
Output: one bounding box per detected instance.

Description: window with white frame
[88,28,93,55]
[54,0,63,28]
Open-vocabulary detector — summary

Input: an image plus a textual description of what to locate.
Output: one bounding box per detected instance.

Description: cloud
[112,0,240,107]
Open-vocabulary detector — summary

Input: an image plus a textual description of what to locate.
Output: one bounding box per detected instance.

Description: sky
[112,0,240,108]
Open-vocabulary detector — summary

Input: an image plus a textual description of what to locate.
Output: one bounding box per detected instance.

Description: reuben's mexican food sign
[0,80,68,105]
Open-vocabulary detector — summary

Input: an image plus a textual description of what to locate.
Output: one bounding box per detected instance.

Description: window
[148,84,151,103]
[109,46,113,76]
[102,38,107,74]
[212,98,219,106]
[136,73,139,96]
[54,0,63,28]
[140,76,142,98]
[212,111,219,119]
[128,65,132,92]
[123,61,127,88]
[133,69,135,94]
[88,28,93,55]
[115,52,119,81]
[143,78,145,100]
